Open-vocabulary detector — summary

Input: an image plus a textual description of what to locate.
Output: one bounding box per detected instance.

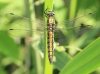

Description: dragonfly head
[46,11,55,17]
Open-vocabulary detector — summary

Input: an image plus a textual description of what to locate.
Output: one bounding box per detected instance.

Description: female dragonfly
[5,10,95,64]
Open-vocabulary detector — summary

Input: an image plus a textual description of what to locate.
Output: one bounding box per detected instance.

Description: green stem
[24,0,42,74]
[44,0,53,74]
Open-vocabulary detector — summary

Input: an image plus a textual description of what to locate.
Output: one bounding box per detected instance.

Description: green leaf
[0,31,19,61]
[44,0,54,74]
[60,37,100,74]
[54,50,71,70]
[0,68,7,74]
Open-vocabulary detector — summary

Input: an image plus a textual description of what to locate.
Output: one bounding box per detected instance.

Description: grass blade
[60,37,100,74]
[44,0,53,74]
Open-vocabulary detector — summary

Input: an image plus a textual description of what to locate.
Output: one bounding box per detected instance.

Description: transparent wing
[56,13,95,29]
[6,13,95,37]
[5,13,45,28]
[6,13,45,37]
[6,29,30,37]
[54,13,95,45]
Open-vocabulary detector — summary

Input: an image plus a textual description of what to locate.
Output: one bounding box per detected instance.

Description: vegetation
[0,0,100,74]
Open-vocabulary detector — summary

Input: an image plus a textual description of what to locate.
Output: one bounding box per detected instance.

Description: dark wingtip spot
[9,29,13,30]
[88,13,92,14]
[10,13,14,15]
[88,13,96,17]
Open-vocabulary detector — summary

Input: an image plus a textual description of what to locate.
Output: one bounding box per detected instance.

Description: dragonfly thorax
[46,11,55,17]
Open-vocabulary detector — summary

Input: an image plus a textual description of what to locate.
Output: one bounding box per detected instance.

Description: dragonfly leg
[44,8,49,17]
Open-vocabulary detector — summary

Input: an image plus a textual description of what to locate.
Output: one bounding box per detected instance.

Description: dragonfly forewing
[6,13,46,37]
[56,13,95,29]
[6,13,95,37]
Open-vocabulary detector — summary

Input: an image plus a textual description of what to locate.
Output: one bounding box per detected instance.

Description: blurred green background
[0,0,100,74]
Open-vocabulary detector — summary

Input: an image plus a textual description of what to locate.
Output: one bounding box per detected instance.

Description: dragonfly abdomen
[47,30,54,64]
[45,10,56,64]
[47,18,55,64]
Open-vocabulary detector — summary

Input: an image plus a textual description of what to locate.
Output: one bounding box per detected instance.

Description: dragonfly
[5,10,95,64]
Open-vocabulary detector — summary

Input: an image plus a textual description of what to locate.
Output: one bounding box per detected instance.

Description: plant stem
[44,0,54,74]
